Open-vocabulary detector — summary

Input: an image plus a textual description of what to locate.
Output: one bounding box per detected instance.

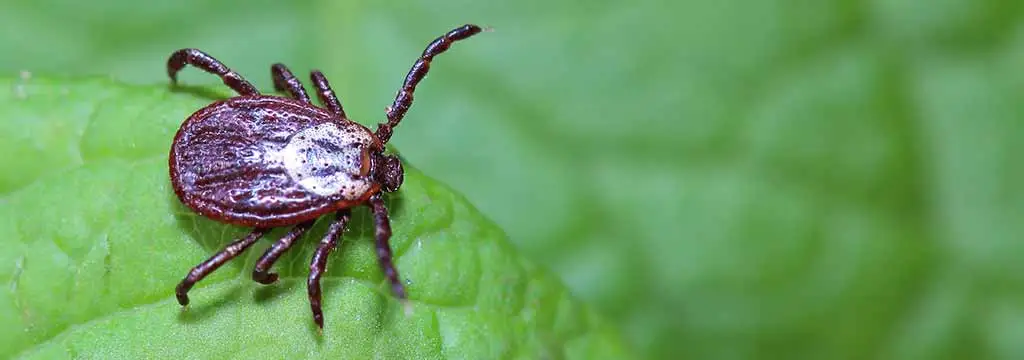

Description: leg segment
[307,210,351,329]
[252,220,316,284]
[368,195,407,300]
[376,24,484,143]
[167,48,259,96]
[176,228,270,306]
[310,70,346,117]
[271,63,311,103]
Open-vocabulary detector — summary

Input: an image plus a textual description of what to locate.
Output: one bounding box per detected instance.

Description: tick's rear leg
[176,228,270,306]
[271,63,311,103]
[308,210,351,329]
[252,220,316,284]
[368,195,407,300]
[167,48,259,96]
[310,70,347,117]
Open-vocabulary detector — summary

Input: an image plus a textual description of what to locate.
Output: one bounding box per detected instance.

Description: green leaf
[0,76,630,359]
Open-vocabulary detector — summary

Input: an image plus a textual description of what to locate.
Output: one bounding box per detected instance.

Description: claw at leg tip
[314,314,324,332]
[253,272,278,285]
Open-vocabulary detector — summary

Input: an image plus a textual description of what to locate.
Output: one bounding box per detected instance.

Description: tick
[167,24,484,329]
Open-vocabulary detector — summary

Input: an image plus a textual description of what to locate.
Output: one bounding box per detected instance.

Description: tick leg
[252,220,316,284]
[176,228,270,306]
[271,63,311,103]
[368,195,407,300]
[376,24,484,143]
[308,210,351,329]
[310,70,347,118]
[167,48,259,96]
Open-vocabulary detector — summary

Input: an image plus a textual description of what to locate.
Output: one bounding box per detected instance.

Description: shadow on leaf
[253,279,298,304]
[168,84,233,102]
[176,284,244,324]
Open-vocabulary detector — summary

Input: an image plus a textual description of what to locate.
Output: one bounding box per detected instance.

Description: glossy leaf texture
[0,77,629,359]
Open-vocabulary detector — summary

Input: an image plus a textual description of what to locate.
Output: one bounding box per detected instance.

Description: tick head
[373,152,404,192]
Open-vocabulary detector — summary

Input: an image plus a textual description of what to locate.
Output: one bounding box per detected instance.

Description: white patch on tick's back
[278,122,373,198]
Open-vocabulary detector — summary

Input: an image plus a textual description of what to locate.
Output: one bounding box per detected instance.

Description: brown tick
[167,24,483,329]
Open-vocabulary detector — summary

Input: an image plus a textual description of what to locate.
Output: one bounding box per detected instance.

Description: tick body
[167,24,483,329]
[170,97,383,227]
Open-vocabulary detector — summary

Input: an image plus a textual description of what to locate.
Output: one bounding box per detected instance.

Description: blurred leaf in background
[2,0,1024,359]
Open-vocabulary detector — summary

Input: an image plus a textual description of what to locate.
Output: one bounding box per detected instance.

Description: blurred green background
[3,0,1023,359]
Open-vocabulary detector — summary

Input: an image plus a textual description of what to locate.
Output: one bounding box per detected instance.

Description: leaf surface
[0,77,628,359]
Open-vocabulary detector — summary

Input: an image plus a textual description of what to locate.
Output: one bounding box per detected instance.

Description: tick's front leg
[376,24,484,144]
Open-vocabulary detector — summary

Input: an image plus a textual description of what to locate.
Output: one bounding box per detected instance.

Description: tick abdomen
[170,96,378,227]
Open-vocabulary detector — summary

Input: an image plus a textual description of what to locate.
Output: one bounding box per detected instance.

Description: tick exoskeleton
[167,24,484,329]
